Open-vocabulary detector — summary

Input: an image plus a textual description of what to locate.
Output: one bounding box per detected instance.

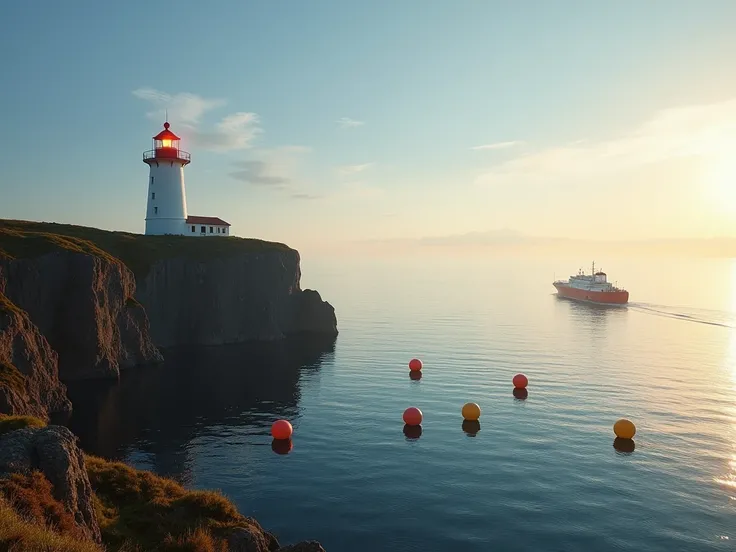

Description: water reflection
[613,437,635,454]
[409,371,422,381]
[62,335,335,482]
[555,296,627,335]
[403,424,422,440]
[271,439,293,455]
[513,388,528,401]
[461,420,481,436]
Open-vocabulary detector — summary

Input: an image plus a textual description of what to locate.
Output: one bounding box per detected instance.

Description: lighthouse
[142,120,232,236]
[143,121,190,235]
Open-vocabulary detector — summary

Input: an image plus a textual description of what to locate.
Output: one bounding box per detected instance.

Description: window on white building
[151,192,155,199]
[209,226,213,233]
[201,226,205,233]
[191,226,195,232]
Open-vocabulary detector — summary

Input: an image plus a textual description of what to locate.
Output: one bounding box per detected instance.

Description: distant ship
[553,262,629,305]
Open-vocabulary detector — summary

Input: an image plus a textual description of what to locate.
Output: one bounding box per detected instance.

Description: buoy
[613,418,636,439]
[271,419,293,440]
[461,402,481,421]
[403,407,423,426]
[513,373,528,389]
[409,358,423,372]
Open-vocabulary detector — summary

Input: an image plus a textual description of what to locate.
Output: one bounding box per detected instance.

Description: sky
[2,1,736,255]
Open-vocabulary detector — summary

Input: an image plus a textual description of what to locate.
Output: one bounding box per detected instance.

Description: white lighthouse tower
[143,121,191,235]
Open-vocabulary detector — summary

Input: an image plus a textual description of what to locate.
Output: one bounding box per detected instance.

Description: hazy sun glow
[705,154,736,215]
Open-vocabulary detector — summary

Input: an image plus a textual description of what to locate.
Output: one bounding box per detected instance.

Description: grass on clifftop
[0,496,102,552]
[0,415,45,437]
[86,455,270,551]
[0,446,270,551]
[0,219,293,281]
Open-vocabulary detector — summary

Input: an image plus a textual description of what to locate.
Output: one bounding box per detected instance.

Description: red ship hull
[553,283,629,305]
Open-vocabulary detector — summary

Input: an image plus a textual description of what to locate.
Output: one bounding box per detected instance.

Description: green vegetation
[0,219,293,281]
[0,496,102,552]
[0,362,26,397]
[86,455,265,551]
[0,415,46,437]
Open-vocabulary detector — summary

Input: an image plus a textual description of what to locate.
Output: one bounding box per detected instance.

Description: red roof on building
[186,216,231,226]
[153,122,180,141]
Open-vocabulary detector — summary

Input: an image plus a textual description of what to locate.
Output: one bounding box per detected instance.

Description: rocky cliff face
[136,249,338,347]
[0,425,102,543]
[0,293,72,419]
[0,252,163,381]
[0,220,337,385]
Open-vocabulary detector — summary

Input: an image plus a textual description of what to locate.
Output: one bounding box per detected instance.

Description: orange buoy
[409,358,423,372]
[512,373,528,389]
[613,418,636,439]
[271,419,293,440]
[403,407,423,426]
[461,402,481,421]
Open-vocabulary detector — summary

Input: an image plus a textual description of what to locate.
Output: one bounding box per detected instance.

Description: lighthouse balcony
[143,148,191,164]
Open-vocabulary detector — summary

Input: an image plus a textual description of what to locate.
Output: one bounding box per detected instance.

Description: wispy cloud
[471,141,525,151]
[229,160,289,188]
[132,87,225,125]
[228,146,320,200]
[336,117,364,128]
[476,97,736,187]
[133,87,261,151]
[192,112,262,151]
[337,162,374,176]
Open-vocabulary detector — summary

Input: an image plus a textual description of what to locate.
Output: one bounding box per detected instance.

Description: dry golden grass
[0,496,102,552]
[86,455,261,551]
[0,414,46,437]
[0,471,88,541]
[0,219,292,281]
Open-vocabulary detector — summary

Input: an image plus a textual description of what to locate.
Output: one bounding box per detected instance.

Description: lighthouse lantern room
[142,121,231,237]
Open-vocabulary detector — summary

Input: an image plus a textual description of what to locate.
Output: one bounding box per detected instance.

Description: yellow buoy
[613,418,636,439]
[462,402,481,421]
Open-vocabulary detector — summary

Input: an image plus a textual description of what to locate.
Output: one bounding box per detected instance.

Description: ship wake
[629,303,735,329]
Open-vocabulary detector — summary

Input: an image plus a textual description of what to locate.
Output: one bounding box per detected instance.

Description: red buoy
[409,358,423,372]
[271,419,293,440]
[513,373,528,389]
[403,407,423,426]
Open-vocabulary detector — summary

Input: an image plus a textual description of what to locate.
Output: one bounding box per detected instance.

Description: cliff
[0,418,326,551]
[0,250,163,381]
[0,219,337,415]
[137,251,336,346]
[0,292,72,419]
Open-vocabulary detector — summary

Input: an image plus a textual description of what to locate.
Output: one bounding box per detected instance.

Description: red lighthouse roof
[153,121,180,141]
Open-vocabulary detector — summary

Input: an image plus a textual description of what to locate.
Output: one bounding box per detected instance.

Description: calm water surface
[65,256,736,551]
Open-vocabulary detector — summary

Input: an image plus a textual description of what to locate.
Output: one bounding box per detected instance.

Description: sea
[64,255,736,551]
